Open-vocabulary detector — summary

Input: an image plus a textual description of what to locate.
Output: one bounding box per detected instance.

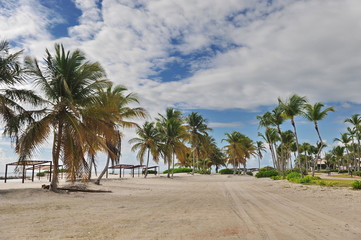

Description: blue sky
[2,0,361,173]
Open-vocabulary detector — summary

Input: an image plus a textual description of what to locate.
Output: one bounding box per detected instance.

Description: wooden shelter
[4,160,52,183]
[142,166,160,175]
[108,164,145,178]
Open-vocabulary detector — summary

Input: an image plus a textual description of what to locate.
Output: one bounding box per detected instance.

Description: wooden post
[106,168,108,179]
[32,165,35,182]
[38,167,41,180]
[132,168,134,178]
[49,161,52,182]
[119,167,121,178]
[4,164,8,183]
[22,164,25,183]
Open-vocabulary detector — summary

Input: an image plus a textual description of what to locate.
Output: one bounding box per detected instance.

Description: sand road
[0,174,360,239]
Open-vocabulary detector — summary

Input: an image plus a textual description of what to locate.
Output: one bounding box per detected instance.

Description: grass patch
[162,168,193,174]
[327,174,361,179]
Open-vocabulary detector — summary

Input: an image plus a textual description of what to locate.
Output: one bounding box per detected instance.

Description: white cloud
[209,121,243,128]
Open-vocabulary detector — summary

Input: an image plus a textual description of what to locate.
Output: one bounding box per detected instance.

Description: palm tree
[303,102,334,176]
[129,122,161,178]
[345,114,361,171]
[255,141,266,169]
[258,128,280,169]
[185,112,211,175]
[332,146,345,171]
[157,108,187,178]
[347,127,357,170]
[334,133,351,173]
[223,131,255,175]
[93,85,147,184]
[18,43,110,191]
[278,94,307,176]
[0,40,43,141]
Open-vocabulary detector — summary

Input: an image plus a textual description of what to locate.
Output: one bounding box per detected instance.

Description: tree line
[1,40,260,192]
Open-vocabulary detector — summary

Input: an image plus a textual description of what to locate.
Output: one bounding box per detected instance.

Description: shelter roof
[6,160,51,166]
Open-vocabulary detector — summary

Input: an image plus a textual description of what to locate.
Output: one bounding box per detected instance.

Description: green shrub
[255,170,279,178]
[162,168,193,174]
[298,176,313,184]
[285,168,307,175]
[246,171,253,176]
[219,169,234,174]
[259,166,274,172]
[286,172,301,181]
[319,180,326,186]
[270,175,282,180]
[196,169,211,175]
[352,180,361,189]
[36,172,45,177]
[354,171,361,177]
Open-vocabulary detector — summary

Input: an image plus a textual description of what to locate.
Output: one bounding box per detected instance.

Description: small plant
[286,172,301,181]
[270,175,282,180]
[298,176,313,184]
[36,172,45,177]
[195,169,211,175]
[255,170,279,178]
[219,169,234,174]
[319,180,326,186]
[354,171,361,177]
[162,168,193,174]
[259,166,275,172]
[352,180,361,190]
[246,171,253,176]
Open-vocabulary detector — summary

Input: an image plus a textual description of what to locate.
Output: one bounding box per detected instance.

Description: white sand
[1,174,361,239]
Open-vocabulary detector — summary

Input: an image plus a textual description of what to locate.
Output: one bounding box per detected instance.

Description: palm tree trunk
[357,137,361,171]
[50,120,63,192]
[192,147,195,175]
[291,118,303,177]
[312,122,323,177]
[167,155,171,178]
[88,154,94,181]
[171,152,175,178]
[144,148,150,178]
[95,155,110,185]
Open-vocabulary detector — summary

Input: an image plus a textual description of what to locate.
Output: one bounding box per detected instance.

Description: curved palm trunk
[144,148,150,178]
[291,118,303,177]
[276,126,285,176]
[88,154,94,181]
[95,155,110,185]
[312,122,323,177]
[171,152,175,178]
[50,120,63,192]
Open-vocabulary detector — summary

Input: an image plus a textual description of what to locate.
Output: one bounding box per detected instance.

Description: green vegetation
[195,169,211,175]
[219,169,235,174]
[352,180,361,189]
[255,169,279,178]
[270,175,282,180]
[162,168,192,174]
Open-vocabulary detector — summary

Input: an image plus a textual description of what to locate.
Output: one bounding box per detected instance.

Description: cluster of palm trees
[129,110,227,178]
[327,114,361,173]
[257,94,334,176]
[1,41,147,191]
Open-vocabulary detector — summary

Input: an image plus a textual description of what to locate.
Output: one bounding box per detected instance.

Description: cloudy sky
[2,0,361,172]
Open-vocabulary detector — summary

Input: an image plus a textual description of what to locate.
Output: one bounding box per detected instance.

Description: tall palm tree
[0,40,43,141]
[255,141,266,169]
[157,108,187,178]
[223,131,255,175]
[93,85,147,184]
[347,127,357,170]
[332,146,345,171]
[278,94,307,176]
[258,128,280,169]
[129,122,161,178]
[303,102,334,176]
[18,43,110,191]
[185,112,211,175]
[345,114,361,171]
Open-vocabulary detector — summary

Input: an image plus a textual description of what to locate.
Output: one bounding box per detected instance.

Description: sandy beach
[1,174,361,240]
